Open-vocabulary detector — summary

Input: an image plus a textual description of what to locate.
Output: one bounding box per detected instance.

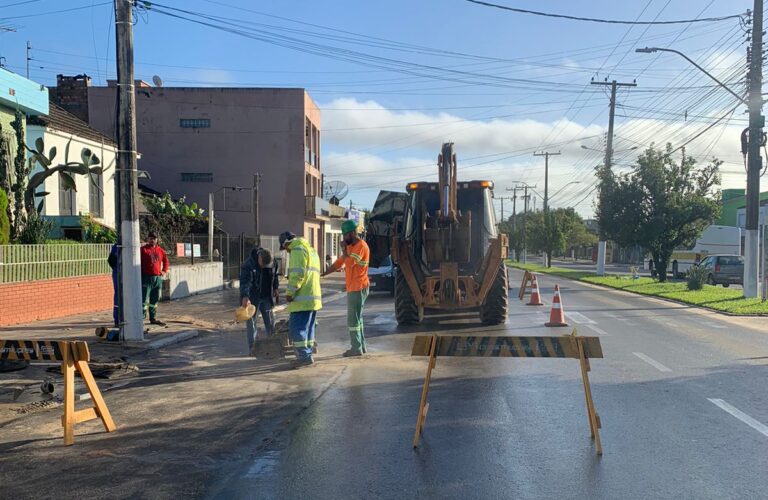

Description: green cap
[341,219,358,234]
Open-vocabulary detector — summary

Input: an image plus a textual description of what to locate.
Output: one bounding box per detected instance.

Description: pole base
[545,322,569,327]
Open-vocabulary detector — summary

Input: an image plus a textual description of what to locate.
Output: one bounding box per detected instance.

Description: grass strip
[508,261,768,315]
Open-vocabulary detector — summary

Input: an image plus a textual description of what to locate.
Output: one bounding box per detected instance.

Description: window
[179,118,211,129]
[305,173,311,196]
[305,118,312,165]
[89,172,103,218]
[181,172,213,183]
[59,174,76,216]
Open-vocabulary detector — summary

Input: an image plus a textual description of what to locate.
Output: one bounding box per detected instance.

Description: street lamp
[636,44,763,298]
[634,47,746,104]
[549,181,581,202]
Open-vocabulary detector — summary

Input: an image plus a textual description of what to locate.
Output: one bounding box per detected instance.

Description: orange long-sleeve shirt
[331,239,370,292]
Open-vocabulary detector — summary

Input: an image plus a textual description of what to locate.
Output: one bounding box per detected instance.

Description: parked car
[696,254,744,287]
[368,255,395,295]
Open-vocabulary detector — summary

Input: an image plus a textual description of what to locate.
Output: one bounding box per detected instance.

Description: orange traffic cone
[527,274,544,306]
[545,284,569,327]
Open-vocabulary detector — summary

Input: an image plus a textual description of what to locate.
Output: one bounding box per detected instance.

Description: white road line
[708,398,768,438]
[584,324,609,336]
[690,316,727,329]
[632,352,672,372]
[606,312,637,326]
[568,311,596,324]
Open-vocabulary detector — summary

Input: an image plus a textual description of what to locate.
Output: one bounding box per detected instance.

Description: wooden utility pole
[744,1,764,297]
[591,79,637,276]
[534,151,561,212]
[114,0,143,341]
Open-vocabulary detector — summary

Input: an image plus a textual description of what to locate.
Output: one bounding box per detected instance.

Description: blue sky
[0,0,756,215]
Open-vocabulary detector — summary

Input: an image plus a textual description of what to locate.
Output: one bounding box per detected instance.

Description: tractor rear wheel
[479,263,508,325]
[395,268,420,325]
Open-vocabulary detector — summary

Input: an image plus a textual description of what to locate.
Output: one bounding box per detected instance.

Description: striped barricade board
[410,331,603,455]
[0,339,115,446]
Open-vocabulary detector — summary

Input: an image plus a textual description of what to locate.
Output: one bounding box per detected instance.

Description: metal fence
[0,244,112,284]
[174,234,284,281]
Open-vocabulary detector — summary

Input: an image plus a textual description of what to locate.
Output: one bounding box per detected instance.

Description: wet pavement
[3,271,768,499]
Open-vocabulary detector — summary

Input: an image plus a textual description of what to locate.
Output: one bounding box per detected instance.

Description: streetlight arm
[636,47,747,105]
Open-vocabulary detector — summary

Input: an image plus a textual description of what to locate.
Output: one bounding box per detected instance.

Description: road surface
[2,270,768,499]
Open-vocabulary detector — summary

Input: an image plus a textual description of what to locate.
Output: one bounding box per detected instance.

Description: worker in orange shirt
[322,219,370,357]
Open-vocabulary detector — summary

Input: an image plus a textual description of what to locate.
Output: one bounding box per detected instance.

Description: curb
[146,329,199,350]
[509,266,768,318]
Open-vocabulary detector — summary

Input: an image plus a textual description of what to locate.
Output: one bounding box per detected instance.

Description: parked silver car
[697,254,744,287]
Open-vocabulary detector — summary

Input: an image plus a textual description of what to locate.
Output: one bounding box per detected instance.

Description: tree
[0,189,9,245]
[596,144,721,282]
[564,211,597,256]
[140,192,205,251]
[9,111,27,240]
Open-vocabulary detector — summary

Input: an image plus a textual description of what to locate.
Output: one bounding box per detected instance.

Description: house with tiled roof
[27,100,118,238]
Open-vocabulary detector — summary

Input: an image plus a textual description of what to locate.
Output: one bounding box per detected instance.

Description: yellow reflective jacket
[286,238,323,313]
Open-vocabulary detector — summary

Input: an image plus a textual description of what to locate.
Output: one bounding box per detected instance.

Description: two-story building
[52,75,341,259]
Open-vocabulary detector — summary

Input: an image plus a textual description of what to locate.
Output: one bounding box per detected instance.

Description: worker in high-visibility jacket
[322,219,370,357]
[280,231,322,368]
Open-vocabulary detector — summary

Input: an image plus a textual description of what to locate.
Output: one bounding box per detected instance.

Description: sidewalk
[0,275,347,423]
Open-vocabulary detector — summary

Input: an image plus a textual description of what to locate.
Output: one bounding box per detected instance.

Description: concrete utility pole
[506,186,518,230]
[591,79,637,276]
[114,0,143,341]
[253,173,262,237]
[744,1,764,298]
[208,192,214,262]
[523,186,530,263]
[534,151,561,212]
[25,40,30,79]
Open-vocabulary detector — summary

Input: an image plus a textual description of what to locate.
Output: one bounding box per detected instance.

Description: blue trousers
[289,310,317,361]
[245,299,275,350]
[112,270,119,327]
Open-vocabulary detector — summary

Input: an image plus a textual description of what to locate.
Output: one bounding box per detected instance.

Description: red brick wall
[0,274,113,326]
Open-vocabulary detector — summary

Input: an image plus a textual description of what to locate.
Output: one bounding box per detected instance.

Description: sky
[0,0,759,217]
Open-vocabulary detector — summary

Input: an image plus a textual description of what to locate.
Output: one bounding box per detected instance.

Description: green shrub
[17,213,53,244]
[686,264,709,290]
[0,189,9,245]
[81,215,117,243]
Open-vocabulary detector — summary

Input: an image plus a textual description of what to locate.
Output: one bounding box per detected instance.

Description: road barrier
[518,270,533,300]
[410,331,603,455]
[0,339,116,445]
[527,274,544,306]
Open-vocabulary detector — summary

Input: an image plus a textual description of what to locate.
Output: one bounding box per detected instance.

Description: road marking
[690,316,727,329]
[632,352,672,372]
[568,311,596,324]
[584,324,609,336]
[606,312,637,326]
[370,314,396,325]
[708,398,768,437]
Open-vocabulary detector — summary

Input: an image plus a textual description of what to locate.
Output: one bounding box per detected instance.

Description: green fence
[0,244,112,284]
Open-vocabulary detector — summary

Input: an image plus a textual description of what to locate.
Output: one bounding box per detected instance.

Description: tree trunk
[652,254,669,282]
[547,251,552,268]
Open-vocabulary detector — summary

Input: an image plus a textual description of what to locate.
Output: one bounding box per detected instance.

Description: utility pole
[253,173,262,237]
[591,79,637,276]
[114,0,143,341]
[208,192,214,262]
[523,186,529,264]
[25,40,30,79]
[534,151,561,212]
[744,1,764,298]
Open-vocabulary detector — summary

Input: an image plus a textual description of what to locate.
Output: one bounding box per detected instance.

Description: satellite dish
[323,180,349,205]
[152,75,163,87]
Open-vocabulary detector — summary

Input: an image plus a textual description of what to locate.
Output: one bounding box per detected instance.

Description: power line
[463,0,744,25]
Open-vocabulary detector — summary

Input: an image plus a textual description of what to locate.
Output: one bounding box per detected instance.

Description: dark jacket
[239,247,279,305]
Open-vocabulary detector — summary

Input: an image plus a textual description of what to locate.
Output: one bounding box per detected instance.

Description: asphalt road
[3,271,768,499]
[210,270,768,500]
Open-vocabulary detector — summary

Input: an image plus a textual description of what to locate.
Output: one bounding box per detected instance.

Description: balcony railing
[305,196,345,219]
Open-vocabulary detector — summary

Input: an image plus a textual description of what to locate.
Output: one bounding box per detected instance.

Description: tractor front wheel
[395,268,420,325]
[479,263,509,325]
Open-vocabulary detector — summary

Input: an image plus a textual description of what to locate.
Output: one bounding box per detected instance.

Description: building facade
[53,75,341,259]
[27,102,118,237]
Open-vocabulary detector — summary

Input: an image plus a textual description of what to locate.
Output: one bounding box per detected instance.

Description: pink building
[52,75,342,259]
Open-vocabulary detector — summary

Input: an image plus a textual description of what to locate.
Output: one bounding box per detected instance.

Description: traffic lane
[208,350,768,499]
[212,285,768,499]
[514,269,768,463]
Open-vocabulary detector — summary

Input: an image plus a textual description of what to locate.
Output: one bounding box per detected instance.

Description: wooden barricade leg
[413,335,438,448]
[576,337,603,456]
[518,271,530,300]
[62,343,76,446]
[75,359,117,433]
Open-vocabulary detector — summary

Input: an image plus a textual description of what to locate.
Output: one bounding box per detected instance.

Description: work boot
[291,358,314,369]
[150,319,167,327]
[342,349,363,358]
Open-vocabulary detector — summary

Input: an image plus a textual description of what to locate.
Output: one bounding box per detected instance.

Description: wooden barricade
[518,270,533,300]
[0,339,117,446]
[410,331,603,455]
